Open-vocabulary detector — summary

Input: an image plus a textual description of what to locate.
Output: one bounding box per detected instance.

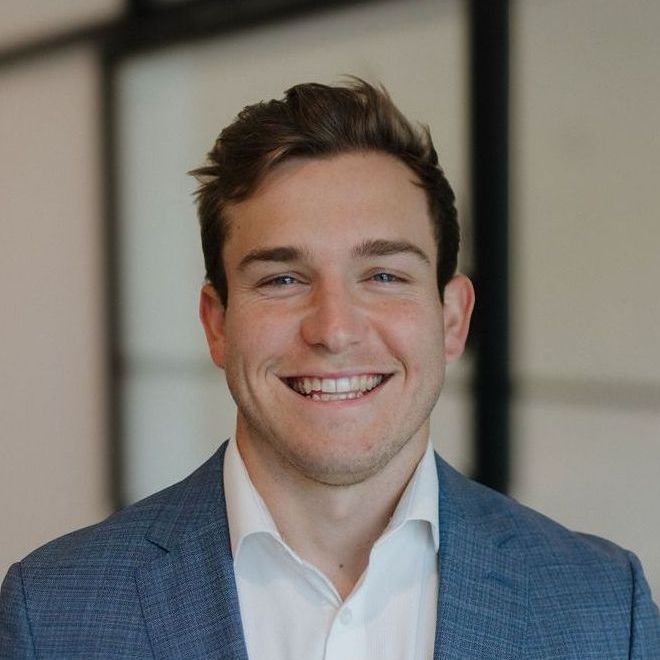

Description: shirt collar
[223,437,440,560]
[224,436,281,559]
[384,441,440,551]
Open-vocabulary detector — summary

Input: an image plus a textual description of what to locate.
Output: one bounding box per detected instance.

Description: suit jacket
[2,442,659,658]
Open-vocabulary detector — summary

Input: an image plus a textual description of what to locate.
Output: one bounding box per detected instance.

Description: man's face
[200,152,473,486]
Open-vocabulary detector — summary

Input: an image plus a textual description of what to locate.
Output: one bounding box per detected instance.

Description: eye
[261,274,300,287]
[370,272,401,283]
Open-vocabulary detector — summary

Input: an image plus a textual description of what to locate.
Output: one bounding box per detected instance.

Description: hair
[190,78,459,305]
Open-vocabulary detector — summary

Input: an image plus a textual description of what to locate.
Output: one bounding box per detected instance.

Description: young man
[1,80,658,658]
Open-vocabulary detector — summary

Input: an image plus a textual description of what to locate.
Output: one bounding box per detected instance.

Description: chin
[281,434,406,487]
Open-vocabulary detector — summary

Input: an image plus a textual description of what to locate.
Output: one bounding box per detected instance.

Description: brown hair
[190,78,459,305]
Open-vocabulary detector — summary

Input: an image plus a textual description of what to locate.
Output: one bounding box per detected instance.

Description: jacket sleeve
[0,563,36,659]
[628,551,660,658]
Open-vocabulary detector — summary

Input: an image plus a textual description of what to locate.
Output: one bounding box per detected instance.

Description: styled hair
[190,78,459,305]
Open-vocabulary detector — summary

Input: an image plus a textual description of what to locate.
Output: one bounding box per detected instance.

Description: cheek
[378,295,444,338]
[374,303,445,369]
[224,306,299,372]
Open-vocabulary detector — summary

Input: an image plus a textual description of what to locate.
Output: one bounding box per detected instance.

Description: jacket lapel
[433,456,528,659]
[135,444,249,659]
[136,521,247,659]
[133,446,527,658]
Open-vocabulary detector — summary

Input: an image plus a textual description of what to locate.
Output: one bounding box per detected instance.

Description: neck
[236,427,429,599]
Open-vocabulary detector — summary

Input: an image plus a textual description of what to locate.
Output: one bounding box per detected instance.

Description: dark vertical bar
[100,49,124,510]
[469,0,511,493]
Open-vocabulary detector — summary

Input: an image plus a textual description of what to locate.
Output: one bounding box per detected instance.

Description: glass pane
[122,369,235,503]
[512,0,660,596]
[512,0,660,383]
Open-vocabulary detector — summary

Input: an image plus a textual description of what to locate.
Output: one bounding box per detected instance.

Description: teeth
[336,377,351,393]
[322,378,337,393]
[313,391,364,401]
[289,374,385,398]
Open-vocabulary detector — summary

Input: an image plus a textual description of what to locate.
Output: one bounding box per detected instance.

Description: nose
[300,281,366,353]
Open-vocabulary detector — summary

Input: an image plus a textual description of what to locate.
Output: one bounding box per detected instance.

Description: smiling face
[200,152,473,487]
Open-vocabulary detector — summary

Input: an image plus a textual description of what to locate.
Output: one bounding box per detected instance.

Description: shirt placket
[324,588,368,660]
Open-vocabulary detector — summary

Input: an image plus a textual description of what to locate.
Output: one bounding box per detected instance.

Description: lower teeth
[310,391,364,401]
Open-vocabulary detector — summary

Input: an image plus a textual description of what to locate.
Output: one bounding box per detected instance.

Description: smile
[284,374,389,401]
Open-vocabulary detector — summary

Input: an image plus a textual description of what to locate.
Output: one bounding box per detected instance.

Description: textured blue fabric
[1,442,659,658]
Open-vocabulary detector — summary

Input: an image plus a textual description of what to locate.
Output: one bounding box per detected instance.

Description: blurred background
[1,0,659,597]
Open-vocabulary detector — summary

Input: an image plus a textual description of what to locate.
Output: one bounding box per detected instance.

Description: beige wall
[0,0,121,49]
[0,49,111,577]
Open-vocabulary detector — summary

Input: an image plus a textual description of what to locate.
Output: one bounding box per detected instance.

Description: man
[1,80,658,658]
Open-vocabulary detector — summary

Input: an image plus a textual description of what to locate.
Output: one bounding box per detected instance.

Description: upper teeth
[289,374,384,395]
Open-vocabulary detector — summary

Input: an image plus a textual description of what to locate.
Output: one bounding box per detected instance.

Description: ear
[199,283,227,369]
[442,274,475,364]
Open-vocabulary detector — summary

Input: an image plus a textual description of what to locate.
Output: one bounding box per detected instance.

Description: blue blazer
[2,442,659,658]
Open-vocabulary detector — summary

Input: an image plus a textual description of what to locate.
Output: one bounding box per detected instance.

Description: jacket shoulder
[19,447,225,571]
[435,453,637,569]
[435,455,660,652]
[0,448,228,656]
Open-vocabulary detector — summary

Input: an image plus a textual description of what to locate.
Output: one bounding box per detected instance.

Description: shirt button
[339,608,352,625]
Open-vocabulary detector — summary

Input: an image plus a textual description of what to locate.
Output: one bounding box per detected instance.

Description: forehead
[223,152,435,263]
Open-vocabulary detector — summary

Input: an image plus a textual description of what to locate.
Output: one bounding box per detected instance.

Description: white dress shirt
[224,438,439,660]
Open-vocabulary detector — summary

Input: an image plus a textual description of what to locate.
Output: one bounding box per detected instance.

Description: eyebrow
[351,239,431,265]
[237,238,431,271]
[237,245,311,271]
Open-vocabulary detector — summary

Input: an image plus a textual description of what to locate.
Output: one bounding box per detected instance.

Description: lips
[284,373,389,401]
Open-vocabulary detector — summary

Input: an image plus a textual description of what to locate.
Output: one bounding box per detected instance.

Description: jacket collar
[135,443,527,658]
[136,443,249,659]
[433,454,528,659]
